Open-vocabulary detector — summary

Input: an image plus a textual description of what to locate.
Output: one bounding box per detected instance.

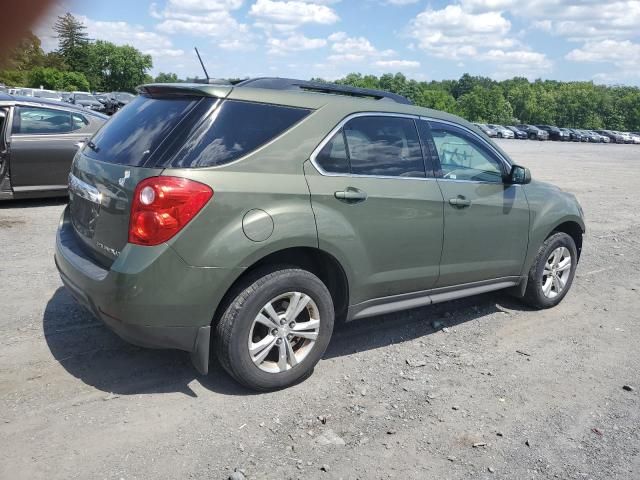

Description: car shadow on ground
[43,286,532,397]
[0,197,67,209]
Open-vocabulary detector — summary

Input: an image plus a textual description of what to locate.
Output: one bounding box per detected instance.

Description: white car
[32,89,63,102]
[629,133,640,144]
[487,124,515,139]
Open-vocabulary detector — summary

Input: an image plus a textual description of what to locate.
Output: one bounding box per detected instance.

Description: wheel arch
[549,220,584,260]
[212,246,350,328]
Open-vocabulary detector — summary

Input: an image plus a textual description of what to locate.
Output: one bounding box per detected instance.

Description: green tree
[53,12,89,72]
[85,40,152,91]
[27,67,90,91]
[154,72,180,83]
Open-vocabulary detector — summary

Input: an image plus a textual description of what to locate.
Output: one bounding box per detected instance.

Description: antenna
[194,47,210,81]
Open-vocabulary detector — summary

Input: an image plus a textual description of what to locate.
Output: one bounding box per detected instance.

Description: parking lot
[0,140,638,480]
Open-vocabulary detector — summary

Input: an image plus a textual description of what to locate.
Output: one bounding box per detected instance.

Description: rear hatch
[68,85,228,267]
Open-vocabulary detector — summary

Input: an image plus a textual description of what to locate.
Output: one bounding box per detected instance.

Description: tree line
[322,73,640,131]
[1,13,638,130]
[0,13,153,92]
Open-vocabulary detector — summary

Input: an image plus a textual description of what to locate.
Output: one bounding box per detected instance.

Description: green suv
[55,78,585,391]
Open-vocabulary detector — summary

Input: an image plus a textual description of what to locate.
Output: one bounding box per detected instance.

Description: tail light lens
[129,176,213,246]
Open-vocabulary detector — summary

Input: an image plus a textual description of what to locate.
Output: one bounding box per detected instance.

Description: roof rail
[235,77,413,105]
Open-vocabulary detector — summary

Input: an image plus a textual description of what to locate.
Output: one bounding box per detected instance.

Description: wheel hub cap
[542,246,572,299]
[248,292,321,373]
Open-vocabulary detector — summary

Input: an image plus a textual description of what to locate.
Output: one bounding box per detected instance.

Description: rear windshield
[84,96,311,168]
[170,100,312,168]
[83,95,204,166]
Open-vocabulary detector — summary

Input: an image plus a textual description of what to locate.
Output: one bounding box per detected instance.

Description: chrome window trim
[309,111,428,180]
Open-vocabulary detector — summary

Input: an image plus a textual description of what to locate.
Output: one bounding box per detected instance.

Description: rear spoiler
[137,83,233,99]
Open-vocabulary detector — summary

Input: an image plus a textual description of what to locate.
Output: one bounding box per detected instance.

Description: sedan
[0,93,107,200]
[505,126,528,139]
[595,130,624,143]
[68,92,106,113]
[487,124,515,139]
[474,123,498,137]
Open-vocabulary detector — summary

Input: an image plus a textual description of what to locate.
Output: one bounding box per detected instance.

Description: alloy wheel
[248,292,321,373]
[541,247,572,299]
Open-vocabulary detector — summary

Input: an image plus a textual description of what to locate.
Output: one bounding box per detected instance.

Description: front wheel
[215,268,334,391]
[522,232,578,309]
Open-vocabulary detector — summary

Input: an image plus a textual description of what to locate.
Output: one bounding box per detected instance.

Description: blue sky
[36,0,640,85]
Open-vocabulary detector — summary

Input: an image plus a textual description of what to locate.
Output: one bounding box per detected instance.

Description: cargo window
[12,106,72,134]
[82,95,205,166]
[170,100,312,168]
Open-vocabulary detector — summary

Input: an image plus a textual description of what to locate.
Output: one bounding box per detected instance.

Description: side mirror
[508,164,531,184]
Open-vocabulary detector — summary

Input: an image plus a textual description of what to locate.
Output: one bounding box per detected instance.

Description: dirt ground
[0,140,638,480]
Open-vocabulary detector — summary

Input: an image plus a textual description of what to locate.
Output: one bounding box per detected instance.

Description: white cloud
[151,0,254,50]
[566,39,640,81]
[250,0,339,31]
[386,0,419,5]
[408,5,514,58]
[79,17,185,59]
[267,33,327,54]
[374,59,420,69]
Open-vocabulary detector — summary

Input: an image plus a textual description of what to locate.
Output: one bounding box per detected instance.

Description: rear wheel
[215,268,334,391]
[522,232,577,309]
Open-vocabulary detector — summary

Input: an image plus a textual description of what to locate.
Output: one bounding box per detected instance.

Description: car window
[12,106,72,134]
[343,116,425,178]
[171,100,312,168]
[71,113,89,131]
[315,129,350,174]
[428,121,505,183]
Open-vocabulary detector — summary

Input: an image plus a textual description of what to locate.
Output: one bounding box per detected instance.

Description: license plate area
[68,174,102,239]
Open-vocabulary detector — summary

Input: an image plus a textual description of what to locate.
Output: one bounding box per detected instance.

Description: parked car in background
[536,125,570,141]
[505,126,528,139]
[628,133,640,144]
[581,130,604,143]
[0,93,107,200]
[516,124,549,140]
[615,131,633,144]
[68,92,106,113]
[562,128,583,142]
[105,91,136,115]
[474,123,498,137]
[61,92,71,102]
[595,130,624,143]
[33,89,63,102]
[487,124,515,139]
[18,88,36,97]
[54,78,585,390]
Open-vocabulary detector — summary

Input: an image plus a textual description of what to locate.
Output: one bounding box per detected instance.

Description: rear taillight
[128,176,213,246]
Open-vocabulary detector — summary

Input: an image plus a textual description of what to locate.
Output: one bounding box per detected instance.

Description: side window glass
[71,113,89,131]
[428,122,504,183]
[12,107,72,134]
[344,116,425,178]
[315,129,350,174]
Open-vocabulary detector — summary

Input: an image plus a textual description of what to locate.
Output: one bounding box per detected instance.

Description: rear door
[9,105,88,190]
[423,119,530,287]
[305,113,444,305]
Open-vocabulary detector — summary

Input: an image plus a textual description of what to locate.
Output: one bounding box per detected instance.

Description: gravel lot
[1,140,639,480]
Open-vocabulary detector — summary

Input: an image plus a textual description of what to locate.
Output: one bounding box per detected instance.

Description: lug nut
[276,338,283,345]
[289,322,295,328]
[271,329,278,336]
[280,319,286,325]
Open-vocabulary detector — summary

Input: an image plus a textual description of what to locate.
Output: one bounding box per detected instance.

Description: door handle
[335,188,367,204]
[449,196,471,208]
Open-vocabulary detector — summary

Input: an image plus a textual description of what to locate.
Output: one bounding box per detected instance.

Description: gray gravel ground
[0,140,639,480]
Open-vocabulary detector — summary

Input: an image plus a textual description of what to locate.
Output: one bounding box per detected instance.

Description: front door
[10,105,86,190]
[424,120,530,287]
[305,114,444,305]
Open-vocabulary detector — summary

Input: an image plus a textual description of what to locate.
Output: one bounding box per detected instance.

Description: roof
[0,93,108,120]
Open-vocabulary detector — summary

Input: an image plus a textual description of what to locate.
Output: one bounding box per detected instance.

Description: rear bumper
[54,207,242,373]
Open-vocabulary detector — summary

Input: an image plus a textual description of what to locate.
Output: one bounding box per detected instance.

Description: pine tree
[53,13,89,73]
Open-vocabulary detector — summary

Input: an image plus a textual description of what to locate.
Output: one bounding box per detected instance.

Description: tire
[215,268,335,391]
[522,232,578,309]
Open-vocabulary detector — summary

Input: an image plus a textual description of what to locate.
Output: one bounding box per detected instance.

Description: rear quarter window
[170,100,312,168]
